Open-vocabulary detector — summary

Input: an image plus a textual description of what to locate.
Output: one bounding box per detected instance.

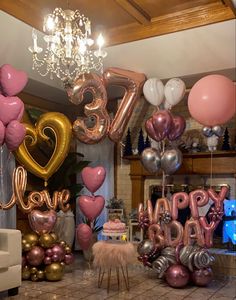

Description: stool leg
[116,267,120,290]
[121,265,129,291]
[107,268,111,293]
[126,266,129,290]
[98,268,105,288]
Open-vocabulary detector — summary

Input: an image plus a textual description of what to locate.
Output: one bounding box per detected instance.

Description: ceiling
[0,1,235,105]
[0,0,235,46]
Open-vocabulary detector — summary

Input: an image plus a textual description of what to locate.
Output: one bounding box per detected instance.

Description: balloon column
[137,185,228,288]
[22,210,74,282]
[142,77,186,175]
[188,75,235,151]
[0,64,28,151]
[76,166,106,250]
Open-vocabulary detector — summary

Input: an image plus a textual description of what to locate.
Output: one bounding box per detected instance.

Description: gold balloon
[22,239,27,246]
[24,232,39,246]
[31,274,38,281]
[30,267,38,274]
[22,268,31,280]
[50,232,58,242]
[23,243,32,252]
[39,233,55,248]
[60,240,66,247]
[37,270,45,280]
[65,246,71,254]
[45,263,64,281]
[14,112,72,183]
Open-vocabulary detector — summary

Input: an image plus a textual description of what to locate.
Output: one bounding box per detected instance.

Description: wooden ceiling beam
[221,0,236,16]
[115,0,151,25]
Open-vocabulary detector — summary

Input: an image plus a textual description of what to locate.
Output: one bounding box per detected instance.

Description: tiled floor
[2,253,236,300]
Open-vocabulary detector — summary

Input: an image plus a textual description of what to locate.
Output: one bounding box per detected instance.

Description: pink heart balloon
[5,120,26,151]
[152,110,173,141]
[0,121,5,146]
[76,223,92,250]
[28,210,57,235]
[78,195,105,221]
[0,64,28,96]
[81,166,106,193]
[167,115,186,141]
[0,95,24,125]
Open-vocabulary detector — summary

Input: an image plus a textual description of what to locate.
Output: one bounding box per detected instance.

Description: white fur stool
[92,241,135,292]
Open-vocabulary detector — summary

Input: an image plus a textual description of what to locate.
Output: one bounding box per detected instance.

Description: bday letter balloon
[14,112,72,183]
[143,78,164,107]
[188,75,235,126]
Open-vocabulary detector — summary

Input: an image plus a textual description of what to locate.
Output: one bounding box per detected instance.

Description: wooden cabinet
[124,151,236,209]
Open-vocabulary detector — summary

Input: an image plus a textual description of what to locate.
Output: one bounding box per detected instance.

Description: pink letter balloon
[188,75,235,126]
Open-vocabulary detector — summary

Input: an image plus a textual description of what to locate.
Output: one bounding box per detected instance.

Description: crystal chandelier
[28,7,107,86]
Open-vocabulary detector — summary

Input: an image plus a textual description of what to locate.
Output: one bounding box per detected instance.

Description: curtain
[76,138,114,244]
[0,145,16,228]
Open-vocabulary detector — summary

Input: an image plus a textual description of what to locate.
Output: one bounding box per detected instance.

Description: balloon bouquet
[141,77,186,175]
[138,186,228,288]
[0,64,27,151]
[76,166,106,252]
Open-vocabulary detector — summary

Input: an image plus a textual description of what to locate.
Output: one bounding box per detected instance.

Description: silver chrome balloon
[141,148,161,174]
[212,125,224,137]
[152,256,169,278]
[202,126,213,137]
[161,148,183,175]
[137,239,155,256]
[161,247,177,265]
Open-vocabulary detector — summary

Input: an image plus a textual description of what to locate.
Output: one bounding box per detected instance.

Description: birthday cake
[103,219,126,234]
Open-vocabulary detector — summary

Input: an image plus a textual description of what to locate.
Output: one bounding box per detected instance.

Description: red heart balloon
[167,115,186,141]
[0,64,28,96]
[81,166,106,193]
[28,210,57,235]
[78,195,105,221]
[76,223,92,250]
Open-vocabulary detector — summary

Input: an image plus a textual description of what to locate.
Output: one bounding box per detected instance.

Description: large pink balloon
[188,75,235,126]
[0,64,28,96]
[78,195,105,221]
[5,120,26,151]
[0,95,24,125]
[76,223,92,250]
[81,166,106,193]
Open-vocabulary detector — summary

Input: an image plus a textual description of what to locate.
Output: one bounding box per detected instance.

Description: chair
[0,229,21,296]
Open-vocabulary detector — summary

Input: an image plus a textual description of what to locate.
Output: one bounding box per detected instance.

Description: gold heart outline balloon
[14,112,72,184]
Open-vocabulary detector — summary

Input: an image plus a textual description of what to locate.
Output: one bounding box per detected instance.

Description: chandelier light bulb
[28,7,107,86]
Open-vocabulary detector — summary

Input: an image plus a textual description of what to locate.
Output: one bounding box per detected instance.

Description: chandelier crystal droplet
[28,8,107,85]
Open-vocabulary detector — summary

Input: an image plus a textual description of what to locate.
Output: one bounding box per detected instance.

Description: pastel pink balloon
[167,115,186,141]
[0,95,24,125]
[5,120,26,151]
[0,64,28,96]
[76,223,92,250]
[78,195,105,221]
[0,121,5,145]
[28,210,57,235]
[188,75,235,126]
[81,166,106,193]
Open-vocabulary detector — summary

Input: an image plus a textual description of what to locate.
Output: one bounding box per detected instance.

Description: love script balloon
[14,112,72,183]
[78,195,105,221]
[0,64,28,96]
[28,209,57,235]
[81,166,106,193]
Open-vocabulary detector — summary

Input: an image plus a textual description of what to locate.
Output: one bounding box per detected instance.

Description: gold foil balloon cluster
[22,232,74,282]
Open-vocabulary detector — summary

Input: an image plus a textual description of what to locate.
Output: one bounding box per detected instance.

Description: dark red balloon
[165,264,190,288]
[167,115,186,141]
[191,268,213,286]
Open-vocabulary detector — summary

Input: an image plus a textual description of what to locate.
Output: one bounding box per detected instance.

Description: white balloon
[143,78,164,106]
[164,78,186,107]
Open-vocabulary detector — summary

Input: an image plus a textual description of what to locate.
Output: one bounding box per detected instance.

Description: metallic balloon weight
[137,239,155,256]
[202,126,213,137]
[141,148,161,174]
[161,148,183,175]
[212,125,224,137]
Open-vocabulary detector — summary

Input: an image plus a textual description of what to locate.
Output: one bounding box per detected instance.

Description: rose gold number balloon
[103,68,146,142]
[71,73,110,144]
